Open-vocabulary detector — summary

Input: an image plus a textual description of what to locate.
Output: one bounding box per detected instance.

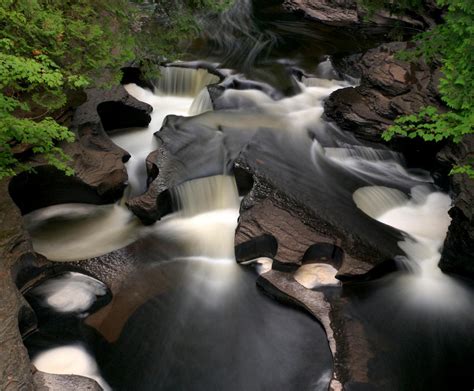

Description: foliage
[360,0,474,178]
[0,0,232,179]
[0,0,137,179]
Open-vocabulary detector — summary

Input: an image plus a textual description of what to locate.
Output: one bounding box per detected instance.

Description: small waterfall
[155,175,240,260]
[155,67,219,97]
[171,175,240,217]
[353,186,408,220]
[189,87,213,115]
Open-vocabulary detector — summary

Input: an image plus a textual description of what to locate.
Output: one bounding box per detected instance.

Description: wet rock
[325,42,443,143]
[438,135,474,278]
[234,128,404,280]
[33,371,102,391]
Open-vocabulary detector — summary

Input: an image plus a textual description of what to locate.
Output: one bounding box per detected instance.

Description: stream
[21,1,474,390]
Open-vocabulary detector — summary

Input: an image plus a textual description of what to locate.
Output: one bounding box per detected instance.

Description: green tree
[0,0,232,179]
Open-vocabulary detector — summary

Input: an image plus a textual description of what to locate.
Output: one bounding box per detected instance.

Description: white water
[353,185,472,311]
[112,67,219,195]
[155,175,240,260]
[32,272,106,313]
[33,345,111,391]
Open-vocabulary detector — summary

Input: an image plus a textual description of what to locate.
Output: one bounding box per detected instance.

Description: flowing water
[22,1,474,390]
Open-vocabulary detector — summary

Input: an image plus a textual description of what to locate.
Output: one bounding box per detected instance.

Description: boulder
[127,113,254,224]
[325,41,445,167]
[325,42,442,142]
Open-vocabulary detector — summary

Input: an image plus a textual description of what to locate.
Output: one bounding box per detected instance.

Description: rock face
[283,0,434,28]
[438,135,474,277]
[0,180,37,391]
[325,42,442,143]
[9,86,152,215]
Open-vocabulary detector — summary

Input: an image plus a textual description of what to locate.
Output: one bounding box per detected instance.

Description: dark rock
[9,86,153,214]
[121,65,155,91]
[438,135,474,278]
[234,128,405,280]
[325,42,442,142]
[257,269,374,390]
[325,41,445,167]
[127,113,254,224]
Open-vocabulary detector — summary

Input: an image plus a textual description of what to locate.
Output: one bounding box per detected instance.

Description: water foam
[33,345,110,391]
[32,272,106,313]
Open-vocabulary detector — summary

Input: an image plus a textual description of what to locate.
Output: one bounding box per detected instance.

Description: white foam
[33,345,111,391]
[32,272,107,313]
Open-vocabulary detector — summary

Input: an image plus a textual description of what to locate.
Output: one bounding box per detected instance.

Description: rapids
[22,1,474,390]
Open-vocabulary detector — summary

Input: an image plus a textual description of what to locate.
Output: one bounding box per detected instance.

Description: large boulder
[325,41,445,167]
[325,42,443,142]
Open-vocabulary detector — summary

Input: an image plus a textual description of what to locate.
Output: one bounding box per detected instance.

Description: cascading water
[112,67,219,195]
[21,10,474,389]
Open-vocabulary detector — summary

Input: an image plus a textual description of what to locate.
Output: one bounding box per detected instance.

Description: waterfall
[154,175,240,260]
[171,175,240,217]
[154,66,219,97]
